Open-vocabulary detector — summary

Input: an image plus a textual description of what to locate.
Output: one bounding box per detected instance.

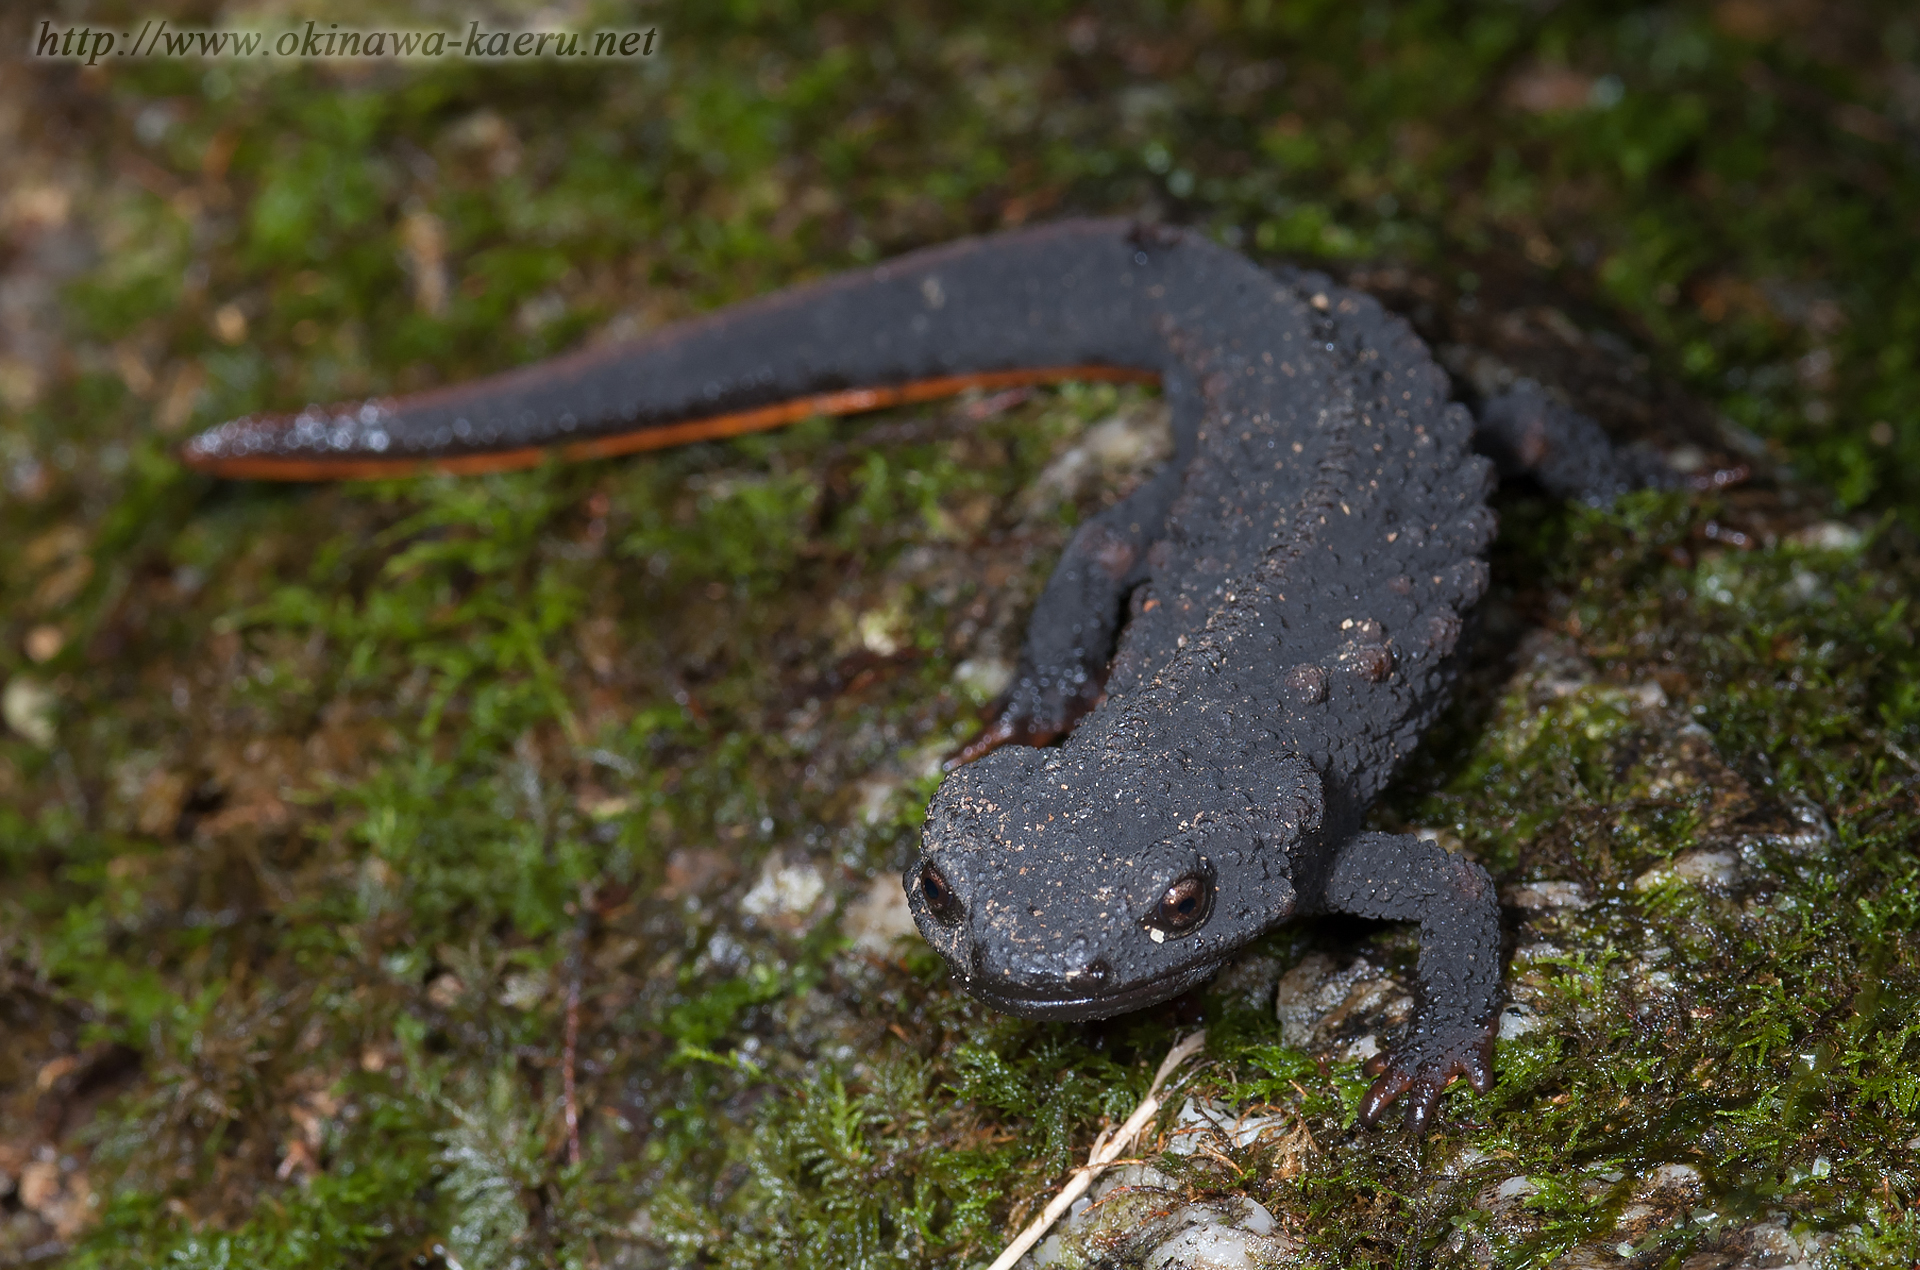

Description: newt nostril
[1085,958,1113,986]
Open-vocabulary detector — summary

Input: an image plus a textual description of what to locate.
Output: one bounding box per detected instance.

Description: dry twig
[561,884,594,1168]
[986,1029,1207,1270]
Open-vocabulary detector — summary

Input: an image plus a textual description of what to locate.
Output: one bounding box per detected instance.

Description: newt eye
[1147,872,1212,939]
[919,862,962,923]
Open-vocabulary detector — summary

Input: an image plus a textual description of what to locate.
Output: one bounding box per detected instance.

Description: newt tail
[179,227,1166,481]
[180,365,1154,481]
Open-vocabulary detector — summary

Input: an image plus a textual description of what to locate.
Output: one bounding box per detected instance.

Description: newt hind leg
[949,369,1202,767]
[1473,379,1680,506]
[1315,830,1503,1134]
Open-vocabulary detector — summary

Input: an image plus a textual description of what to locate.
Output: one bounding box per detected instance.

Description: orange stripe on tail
[181,365,1160,482]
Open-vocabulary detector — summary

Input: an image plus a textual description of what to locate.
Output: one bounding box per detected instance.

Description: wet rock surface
[1027,1165,1300,1270]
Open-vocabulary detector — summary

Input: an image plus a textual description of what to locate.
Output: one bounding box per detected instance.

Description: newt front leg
[1315,830,1503,1134]
[948,369,1202,768]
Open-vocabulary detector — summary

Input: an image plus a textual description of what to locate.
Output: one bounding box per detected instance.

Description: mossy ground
[0,1,1916,1266]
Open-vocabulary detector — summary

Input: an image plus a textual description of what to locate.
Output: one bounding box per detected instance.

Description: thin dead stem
[985,1029,1206,1270]
[561,884,594,1169]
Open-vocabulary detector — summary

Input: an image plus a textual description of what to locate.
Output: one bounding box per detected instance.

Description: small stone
[1274,953,1400,1049]
[1081,406,1174,474]
[16,1156,92,1236]
[23,624,63,663]
[1273,952,1337,1046]
[1165,1097,1293,1155]
[1761,797,1837,856]
[212,302,248,344]
[1494,1176,1538,1202]
[1790,521,1862,551]
[843,871,916,955]
[2,674,56,747]
[1499,1003,1546,1039]
[17,1159,60,1213]
[1739,1219,1834,1270]
[741,855,827,927]
[1209,950,1287,1008]
[1142,1201,1293,1270]
[1019,405,1174,519]
[1671,851,1738,885]
[1414,825,1465,853]
[1025,1162,1303,1268]
[857,607,905,656]
[1636,850,1739,891]
[1666,444,1706,474]
[1644,1163,1702,1197]
[1022,444,1095,512]
[855,776,903,826]
[953,656,1014,699]
[1626,680,1667,710]
[698,931,751,974]
[499,970,551,1011]
[1505,880,1589,910]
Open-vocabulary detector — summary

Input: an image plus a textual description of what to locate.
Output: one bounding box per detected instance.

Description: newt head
[906,738,1323,1020]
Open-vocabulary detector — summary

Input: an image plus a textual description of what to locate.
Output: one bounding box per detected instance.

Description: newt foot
[1357,1024,1496,1135]
[943,708,1061,770]
[942,685,1105,770]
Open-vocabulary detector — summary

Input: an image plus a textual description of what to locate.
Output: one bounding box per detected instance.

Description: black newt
[183,219,1658,1132]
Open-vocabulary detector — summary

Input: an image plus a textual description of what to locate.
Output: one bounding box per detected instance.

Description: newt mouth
[961,957,1225,1021]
